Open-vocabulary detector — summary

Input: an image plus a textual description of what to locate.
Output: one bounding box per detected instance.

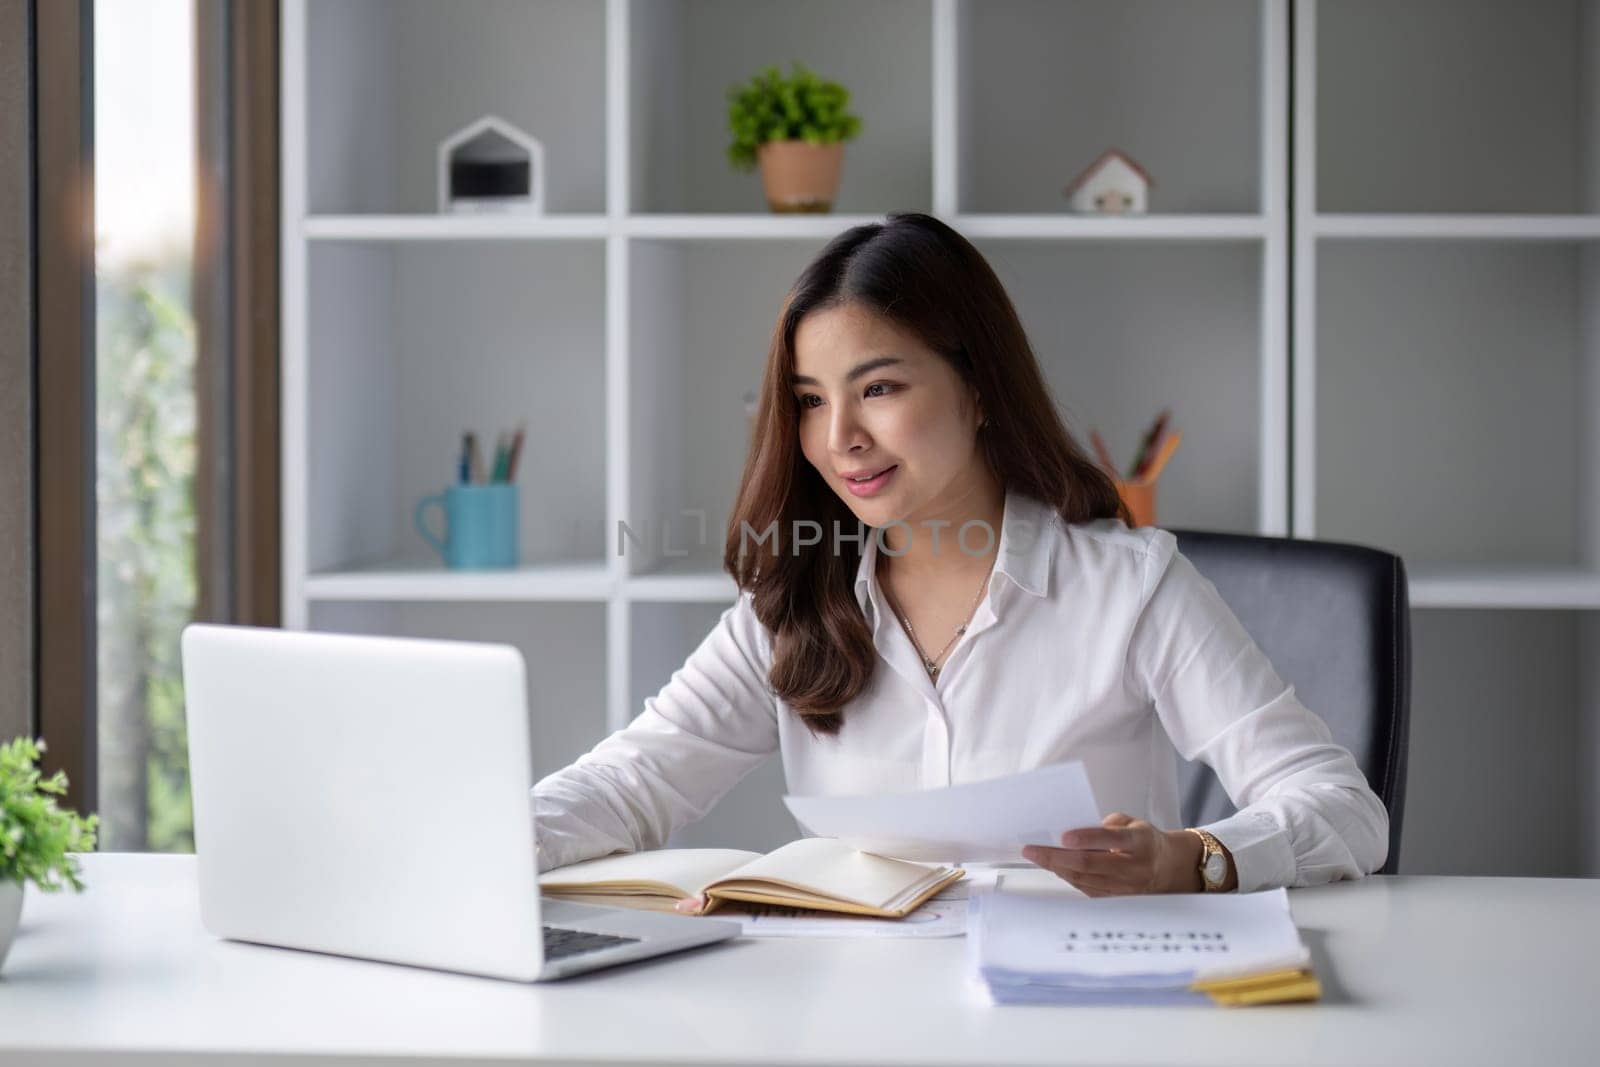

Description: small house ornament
[1063,148,1152,215]
[438,115,545,215]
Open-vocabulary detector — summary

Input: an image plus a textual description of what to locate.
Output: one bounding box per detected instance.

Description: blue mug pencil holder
[414,484,519,569]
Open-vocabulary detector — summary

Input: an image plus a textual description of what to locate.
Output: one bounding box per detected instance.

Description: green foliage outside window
[96,256,197,853]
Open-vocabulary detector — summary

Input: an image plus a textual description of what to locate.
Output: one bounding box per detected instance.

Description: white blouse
[533,488,1390,891]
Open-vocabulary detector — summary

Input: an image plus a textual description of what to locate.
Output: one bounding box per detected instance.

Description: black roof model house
[437,115,545,214]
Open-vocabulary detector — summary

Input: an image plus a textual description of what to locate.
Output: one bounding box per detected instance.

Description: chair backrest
[1168,530,1411,875]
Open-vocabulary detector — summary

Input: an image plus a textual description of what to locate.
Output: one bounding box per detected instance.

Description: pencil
[490,432,509,483]
[1138,429,1183,484]
[1131,409,1171,481]
[466,433,483,484]
[1089,429,1118,476]
[505,423,527,483]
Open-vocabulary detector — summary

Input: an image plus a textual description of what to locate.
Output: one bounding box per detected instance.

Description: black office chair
[1168,529,1411,875]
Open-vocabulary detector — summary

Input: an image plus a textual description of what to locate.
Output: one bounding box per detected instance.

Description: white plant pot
[0,879,21,972]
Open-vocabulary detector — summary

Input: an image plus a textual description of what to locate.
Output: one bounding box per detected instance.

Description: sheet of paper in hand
[783,762,1102,863]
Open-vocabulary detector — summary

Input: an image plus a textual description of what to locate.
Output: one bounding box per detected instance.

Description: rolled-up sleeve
[1128,535,1390,892]
[532,591,780,871]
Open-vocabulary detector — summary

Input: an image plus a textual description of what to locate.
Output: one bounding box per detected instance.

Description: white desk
[0,855,1594,1067]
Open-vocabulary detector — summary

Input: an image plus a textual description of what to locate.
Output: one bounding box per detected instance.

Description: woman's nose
[828,404,869,454]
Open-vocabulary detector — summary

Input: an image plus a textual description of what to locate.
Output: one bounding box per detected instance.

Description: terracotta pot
[756,140,844,214]
[0,880,21,973]
[1114,479,1157,528]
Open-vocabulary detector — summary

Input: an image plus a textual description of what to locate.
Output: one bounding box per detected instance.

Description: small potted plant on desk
[727,62,862,213]
[1,737,99,973]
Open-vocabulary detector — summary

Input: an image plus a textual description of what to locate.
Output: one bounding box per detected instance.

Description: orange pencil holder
[1113,478,1158,528]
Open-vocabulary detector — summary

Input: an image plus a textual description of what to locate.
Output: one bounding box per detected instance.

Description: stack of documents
[970,886,1321,1006]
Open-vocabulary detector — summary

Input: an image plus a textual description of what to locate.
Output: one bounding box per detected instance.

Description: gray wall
[0,0,32,745]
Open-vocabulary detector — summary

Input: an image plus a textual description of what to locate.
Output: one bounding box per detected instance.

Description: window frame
[0,0,36,747]
[35,0,97,809]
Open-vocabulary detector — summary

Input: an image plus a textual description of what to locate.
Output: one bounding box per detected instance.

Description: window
[34,0,279,849]
[93,0,200,852]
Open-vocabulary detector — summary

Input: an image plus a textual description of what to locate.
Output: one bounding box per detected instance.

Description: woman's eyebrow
[791,355,905,387]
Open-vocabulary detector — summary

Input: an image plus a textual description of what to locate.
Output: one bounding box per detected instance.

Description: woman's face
[791,301,989,530]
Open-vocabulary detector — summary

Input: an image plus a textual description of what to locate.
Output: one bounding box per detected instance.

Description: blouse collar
[852,487,1056,616]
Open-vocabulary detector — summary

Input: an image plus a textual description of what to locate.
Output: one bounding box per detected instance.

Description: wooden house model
[1063,148,1152,215]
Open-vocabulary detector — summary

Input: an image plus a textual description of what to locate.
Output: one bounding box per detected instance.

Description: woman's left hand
[1021,811,1204,896]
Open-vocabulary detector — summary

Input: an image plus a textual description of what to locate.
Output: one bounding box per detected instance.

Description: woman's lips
[843,465,897,497]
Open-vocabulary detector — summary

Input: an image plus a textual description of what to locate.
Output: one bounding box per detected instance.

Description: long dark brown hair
[723,212,1130,735]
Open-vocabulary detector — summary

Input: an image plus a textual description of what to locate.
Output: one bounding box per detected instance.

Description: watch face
[1204,851,1228,885]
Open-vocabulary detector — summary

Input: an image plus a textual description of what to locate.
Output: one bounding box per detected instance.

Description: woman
[534,212,1388,898]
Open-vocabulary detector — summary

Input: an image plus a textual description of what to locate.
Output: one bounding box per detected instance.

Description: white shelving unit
[1294,0,1600,876]
[277,1,1600,872]
[283,0,1288,808]
[1295,0,1600,606]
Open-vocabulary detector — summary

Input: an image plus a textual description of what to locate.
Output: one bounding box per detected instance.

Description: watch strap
[1185,827,1227,892]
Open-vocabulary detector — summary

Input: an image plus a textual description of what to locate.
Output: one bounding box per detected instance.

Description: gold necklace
[880,558,993,679]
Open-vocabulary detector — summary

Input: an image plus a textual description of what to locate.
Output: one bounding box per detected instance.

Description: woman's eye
[865,382,895,398]
[797,394,822,409]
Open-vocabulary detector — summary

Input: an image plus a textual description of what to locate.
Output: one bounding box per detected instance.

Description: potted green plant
[1,737,98,972]
[727,62,862,214]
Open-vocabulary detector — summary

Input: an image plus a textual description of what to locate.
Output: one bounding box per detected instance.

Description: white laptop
[180,623,739,981]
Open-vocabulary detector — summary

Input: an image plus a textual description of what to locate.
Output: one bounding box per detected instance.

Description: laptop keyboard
[542,925,641,961]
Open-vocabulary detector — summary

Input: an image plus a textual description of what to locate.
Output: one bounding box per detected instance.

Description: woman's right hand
[674,894,707,915]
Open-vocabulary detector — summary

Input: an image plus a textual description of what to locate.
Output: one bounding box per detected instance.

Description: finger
[1055,856,1153,893]
[1021,848,1125,894]
[1026,845,1138,878]
[1024,844,1139,876]
[1102,811,1137,828]
[1059,826,1139,852]
[1022,845,1075,880]
[673,894,707,915]
[1043,851,1145,876]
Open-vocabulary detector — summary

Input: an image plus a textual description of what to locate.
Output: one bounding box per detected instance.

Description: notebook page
[714,837,954,910]
[539,848,762,897]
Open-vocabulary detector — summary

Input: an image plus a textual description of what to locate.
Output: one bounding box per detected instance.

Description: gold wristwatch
[1185,827,1228,892]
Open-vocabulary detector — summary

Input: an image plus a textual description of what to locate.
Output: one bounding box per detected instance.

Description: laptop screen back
[181,624,547,980]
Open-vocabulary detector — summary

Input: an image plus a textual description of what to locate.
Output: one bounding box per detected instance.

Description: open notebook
[539,838,964,919]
